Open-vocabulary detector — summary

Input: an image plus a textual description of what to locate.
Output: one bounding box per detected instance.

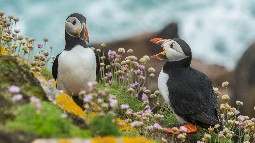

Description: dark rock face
[233,43,255,116]
[90,22,231,90]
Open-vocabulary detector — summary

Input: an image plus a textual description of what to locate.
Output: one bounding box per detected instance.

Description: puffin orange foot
[167,124,199,134]
[167,128,180,134]
[184,124,199,133]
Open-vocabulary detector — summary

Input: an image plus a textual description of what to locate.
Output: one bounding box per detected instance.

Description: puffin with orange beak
[52,13,99,99]
[150,38,221,133]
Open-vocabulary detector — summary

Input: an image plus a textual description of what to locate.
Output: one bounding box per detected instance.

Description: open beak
[83,23,89,43]
[150,38,169,60]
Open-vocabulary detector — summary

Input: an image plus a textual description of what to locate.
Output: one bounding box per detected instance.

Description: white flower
[222,81,229,88]
[130,121,144,127]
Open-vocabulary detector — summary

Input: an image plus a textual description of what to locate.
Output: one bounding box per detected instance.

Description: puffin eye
[72,19,76,25]
[170,43,174,48]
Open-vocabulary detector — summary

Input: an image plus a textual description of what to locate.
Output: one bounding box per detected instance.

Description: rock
[90,23,231,90]
[232,42,255,116]
[0,55,46,123]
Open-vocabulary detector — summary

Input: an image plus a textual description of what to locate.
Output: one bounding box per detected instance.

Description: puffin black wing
[168,68,220,128]
[52,53,61,80]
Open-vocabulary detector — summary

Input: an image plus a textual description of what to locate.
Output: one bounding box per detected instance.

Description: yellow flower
[122,137,154,143]
[116,118,136,132]
[59,140,71,143]
[92,136,117,143]
[0,46,7,55]
[56,93,86,117]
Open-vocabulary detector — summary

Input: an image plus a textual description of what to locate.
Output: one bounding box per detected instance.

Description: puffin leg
[167,124,199,134]
[167,128,180,134]
[184,123,199,133]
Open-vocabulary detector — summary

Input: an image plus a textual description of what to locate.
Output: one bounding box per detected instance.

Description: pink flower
[61,113,68,118]
[153,123,162,130]
[83,94,93,103]
[120,104,129,109]
[130,121,144,127]
[30,96,40,103]
[179,126,187,133]
[37,42,43,48]
[154,114,164,120]
[12,94,23,102]
[8,85,20,93]
[141,93,148,101]
[14,29,20,33]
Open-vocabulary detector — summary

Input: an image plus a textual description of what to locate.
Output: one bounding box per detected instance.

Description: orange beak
[150,38,168,60]
[83,23,89,43]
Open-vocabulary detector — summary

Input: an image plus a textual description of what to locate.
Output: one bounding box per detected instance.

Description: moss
[97,83,144,112]
[89,114,120,137]
[5,102,91,138]
[41,67,53,80]
[155,106,178,126]
[0,55,46,100]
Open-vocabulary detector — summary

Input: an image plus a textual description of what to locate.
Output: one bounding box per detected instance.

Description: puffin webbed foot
[167,124,199,134]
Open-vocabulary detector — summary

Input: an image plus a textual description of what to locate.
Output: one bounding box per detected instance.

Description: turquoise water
[1,0,255,69]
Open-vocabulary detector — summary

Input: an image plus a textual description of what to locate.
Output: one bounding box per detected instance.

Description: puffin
[150,38,221,133]
[52,13,99,98]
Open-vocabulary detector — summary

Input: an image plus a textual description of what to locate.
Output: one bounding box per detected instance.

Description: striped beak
[150,38,169,60]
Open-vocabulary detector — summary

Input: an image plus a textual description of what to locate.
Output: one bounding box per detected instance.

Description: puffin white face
[163,40,188,61]
[65,17,82,37]
[150,38,188,61]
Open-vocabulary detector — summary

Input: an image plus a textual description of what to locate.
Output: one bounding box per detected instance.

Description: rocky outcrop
[232,42,255,116]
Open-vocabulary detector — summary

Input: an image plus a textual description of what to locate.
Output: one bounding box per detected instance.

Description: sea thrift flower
[96,49,101,53]
[100,43,107,48]
[180,126,188,133]
[221,94,230,101]
[37,42,43,48]
[83,94,93,103]
[141,93,148,101]
[105,72,113,78]
[130,121,144,127]
[177,133,186,142]
[213,87,221,95]
[30,96,40,103]
[8,85,20,93]
[14,29,20,33]
[236,101,243,106]
[61,113,68,118]
[120,104,129,109]
[12,94,23,102]
[148,67,155,73]
[154,114,164,120]
[118,48,125,53]
[222,81,229,88]
[127,49,133,54]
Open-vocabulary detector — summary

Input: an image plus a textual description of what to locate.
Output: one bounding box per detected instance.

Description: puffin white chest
[158,69,170,104]
[57,45,96,95]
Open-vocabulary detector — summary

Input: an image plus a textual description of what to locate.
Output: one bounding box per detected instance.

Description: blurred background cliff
[1,0,255,116]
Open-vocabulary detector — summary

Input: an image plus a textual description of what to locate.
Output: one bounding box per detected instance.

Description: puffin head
[65,13,89,43]
[150,38,191,62]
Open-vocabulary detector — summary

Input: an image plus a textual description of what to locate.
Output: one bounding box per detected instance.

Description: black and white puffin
[150,38,220,133]
[52,13,99,97]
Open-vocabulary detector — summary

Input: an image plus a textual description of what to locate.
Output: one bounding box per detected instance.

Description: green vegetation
[89,113,120,136]
[5,102,91,138]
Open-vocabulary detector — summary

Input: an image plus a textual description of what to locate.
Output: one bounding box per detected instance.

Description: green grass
[89,113,120,136]
[97,83,144,113]
[5,102,91,138]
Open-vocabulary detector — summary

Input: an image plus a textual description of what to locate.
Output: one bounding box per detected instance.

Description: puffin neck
[65,31,87,51]
[163,56,191,71]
